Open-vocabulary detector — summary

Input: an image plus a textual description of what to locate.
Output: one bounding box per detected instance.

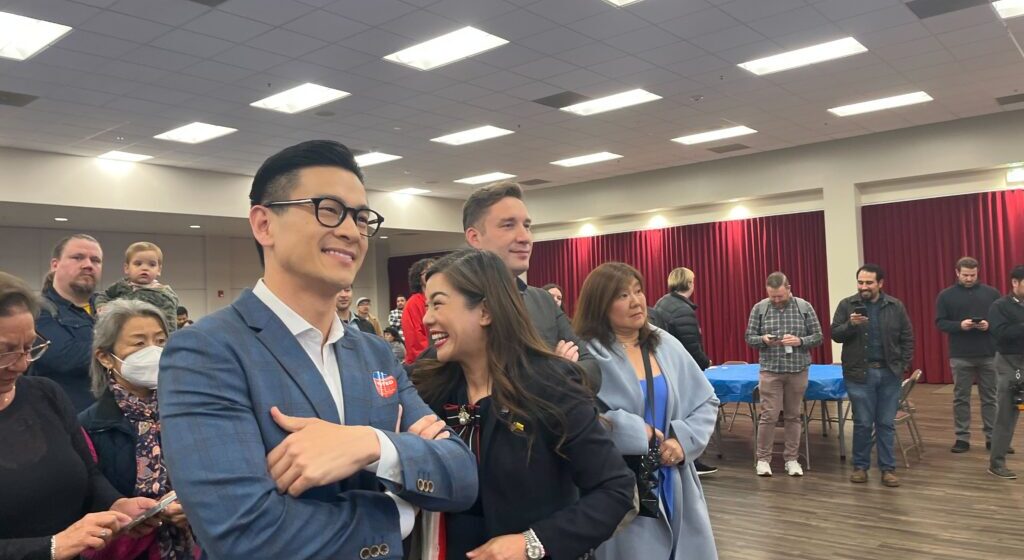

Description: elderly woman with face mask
[78,300,195,560]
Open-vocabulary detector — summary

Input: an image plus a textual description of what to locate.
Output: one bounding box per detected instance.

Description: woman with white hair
[79,300,195,559]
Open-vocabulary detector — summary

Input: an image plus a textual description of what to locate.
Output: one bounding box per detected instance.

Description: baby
[96,241,181,331]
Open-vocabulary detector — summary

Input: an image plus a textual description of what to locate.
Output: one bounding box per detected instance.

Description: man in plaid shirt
[744,272,823,477]
[388,295,406,335]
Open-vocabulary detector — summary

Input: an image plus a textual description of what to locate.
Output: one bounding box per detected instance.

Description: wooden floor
[700,384,1024,560]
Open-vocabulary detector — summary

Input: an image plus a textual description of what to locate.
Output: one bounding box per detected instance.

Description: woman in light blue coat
[574,262,720,560]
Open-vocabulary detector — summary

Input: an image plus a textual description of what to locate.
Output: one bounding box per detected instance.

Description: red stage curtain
[862,190,1024,383]
[530,212,833,365]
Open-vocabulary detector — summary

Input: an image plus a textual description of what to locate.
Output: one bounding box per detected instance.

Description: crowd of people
[2,138,1022,560]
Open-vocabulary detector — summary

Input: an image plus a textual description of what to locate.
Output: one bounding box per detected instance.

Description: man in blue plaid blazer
[159,140,477,559]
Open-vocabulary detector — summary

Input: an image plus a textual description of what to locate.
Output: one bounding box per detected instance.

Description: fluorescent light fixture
[154,122,236,144]
[560,88,661,116]
[1008,168,1024,183]
[431,125,514,146]
[994,0,1024,19]
[604,0,645,6]
[672,125,757,145]
[738,37,867,75]
[384,26,508,71]
[827,91,933,117]
[189,225,202,229]
[454,171,515,185]
[354,152,402,167]
[646,214,668,229]
[97,150,152,162]
[551,152,623,167]
[394,187,431,195]
[53,217,69,222]
[250,83,349,114]
[0,11,72,61]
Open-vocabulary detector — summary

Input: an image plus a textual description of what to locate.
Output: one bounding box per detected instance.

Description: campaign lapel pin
[371,371,398,398]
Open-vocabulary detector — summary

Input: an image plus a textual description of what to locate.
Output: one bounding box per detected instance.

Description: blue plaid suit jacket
[158,289,476,559]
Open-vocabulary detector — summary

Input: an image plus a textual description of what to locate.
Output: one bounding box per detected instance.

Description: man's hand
[645,425,664,442]
[467,533,527,560]
[267,407,381,497]
[554,339,580,362]
[761,335,781,346]
[660,438,685,466]
[976,320,990,331]
[110,497,160,537]
[781,334,801,347]
[408,414,450,440]
[960,319,975,331]
[849,313,868,326]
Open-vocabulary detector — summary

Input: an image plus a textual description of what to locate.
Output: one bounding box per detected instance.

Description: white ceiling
[1,0,1022,199]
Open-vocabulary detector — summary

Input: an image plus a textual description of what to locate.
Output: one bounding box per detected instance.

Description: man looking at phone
[936,257,1001,454]
[831,264,914,487]
[744,272,823,477]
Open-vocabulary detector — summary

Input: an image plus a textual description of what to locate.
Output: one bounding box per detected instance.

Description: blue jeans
[847,367,902,471]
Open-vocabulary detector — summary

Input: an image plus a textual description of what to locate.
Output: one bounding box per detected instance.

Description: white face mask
[113,345,163,390]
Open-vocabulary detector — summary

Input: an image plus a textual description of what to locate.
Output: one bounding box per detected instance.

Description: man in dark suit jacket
[159,140,477,559]
[461,182,601,390]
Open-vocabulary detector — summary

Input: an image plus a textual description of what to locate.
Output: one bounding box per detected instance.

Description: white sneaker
[785,460,804,477]
[755,460,772,477]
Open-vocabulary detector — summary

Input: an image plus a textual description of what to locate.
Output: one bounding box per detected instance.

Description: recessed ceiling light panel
[738,37,868,75]
[0,11,72,61]
[154,122,236,144]
[250,83,350,114]
[384,26,508,71]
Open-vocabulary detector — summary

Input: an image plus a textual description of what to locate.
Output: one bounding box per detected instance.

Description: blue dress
[639,374,675,521]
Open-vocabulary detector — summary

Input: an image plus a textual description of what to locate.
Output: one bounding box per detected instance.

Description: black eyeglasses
[263,197,385,237]
[0,334,50,369]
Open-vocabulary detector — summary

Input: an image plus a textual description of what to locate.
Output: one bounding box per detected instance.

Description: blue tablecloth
[705,364,846,403]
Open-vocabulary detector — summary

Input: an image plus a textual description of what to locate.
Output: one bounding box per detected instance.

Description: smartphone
[122,492,177,532]
[766,334,779,341]
[971,317,985,323]
[852,306,867,315]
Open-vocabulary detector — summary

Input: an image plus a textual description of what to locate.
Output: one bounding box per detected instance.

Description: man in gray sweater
[935,257,1001,453]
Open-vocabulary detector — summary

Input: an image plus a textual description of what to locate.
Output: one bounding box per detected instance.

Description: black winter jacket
[830,293,914,383]
[653,292,712,370]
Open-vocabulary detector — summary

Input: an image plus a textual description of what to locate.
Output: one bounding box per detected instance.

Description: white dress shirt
[253,280,414,537]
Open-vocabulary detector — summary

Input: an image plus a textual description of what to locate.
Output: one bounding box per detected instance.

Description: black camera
[1010,374,1024,411]
[625,438,662,519]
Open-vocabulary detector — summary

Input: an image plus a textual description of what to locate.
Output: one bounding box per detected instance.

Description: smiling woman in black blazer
[413,249,636,560]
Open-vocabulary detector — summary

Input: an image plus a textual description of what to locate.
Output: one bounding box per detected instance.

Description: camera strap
[640,346,658,436]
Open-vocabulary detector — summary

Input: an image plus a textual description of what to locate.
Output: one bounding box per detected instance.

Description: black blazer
[424,359,635,560]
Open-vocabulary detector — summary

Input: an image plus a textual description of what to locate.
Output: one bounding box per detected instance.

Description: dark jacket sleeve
[935,290,963,334]
[656,298,711,370]
[554,308,602,393]
[530,390,636,560]
[0,537,52,560]
[893,300,915,372]
[989,299,1024,346]
[31,308,92,384]
[47,381,123,511]
[830,299,857,343]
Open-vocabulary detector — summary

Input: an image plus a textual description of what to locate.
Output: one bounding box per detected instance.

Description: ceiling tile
[588,56,655,79]
[689,25,766,52]
[56,30,141,58]
[511,57,578,80]
[282,9,370,42]
[835,4,919,35]
[567,9,649,40]
[604,25,681,54]
[183,9,273,43]
[303,44,377,71]
[748,6,830,39]
[182,60,256,83]
[218,0,315,26]
[8,0,100,26]
[521,27,594,56]
[108,0,208,26]
[246,27,328,58]
[426,0,519,24]
[478,8,559,41]
[659,7,741,39]
[337,28,413,57]
[718,0,807,23]
[79,11,174,43]
[378,9,462,41]
[523,0,614,25]
[212,45,290,72]
[323,0,418,26]
[120,46,203,72]
[151,29,234,59]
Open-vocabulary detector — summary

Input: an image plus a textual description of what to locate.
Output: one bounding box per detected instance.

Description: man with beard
[32,234,104,411]
[831,264,914,487]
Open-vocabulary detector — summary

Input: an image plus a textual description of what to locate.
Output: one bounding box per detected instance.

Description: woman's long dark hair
[412,249,590,456]
[573,262,660,353]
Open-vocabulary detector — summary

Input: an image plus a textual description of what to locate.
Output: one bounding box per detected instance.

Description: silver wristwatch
[523,529,545,560]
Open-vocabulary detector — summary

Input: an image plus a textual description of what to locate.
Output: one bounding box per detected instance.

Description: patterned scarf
[109,378,194,560]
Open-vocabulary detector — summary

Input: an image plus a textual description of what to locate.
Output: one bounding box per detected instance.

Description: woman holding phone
[412,249,635,560]
[79,300,195,559]
[0,273,158,560]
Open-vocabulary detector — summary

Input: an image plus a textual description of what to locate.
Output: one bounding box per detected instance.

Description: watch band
[523,528,546,559]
